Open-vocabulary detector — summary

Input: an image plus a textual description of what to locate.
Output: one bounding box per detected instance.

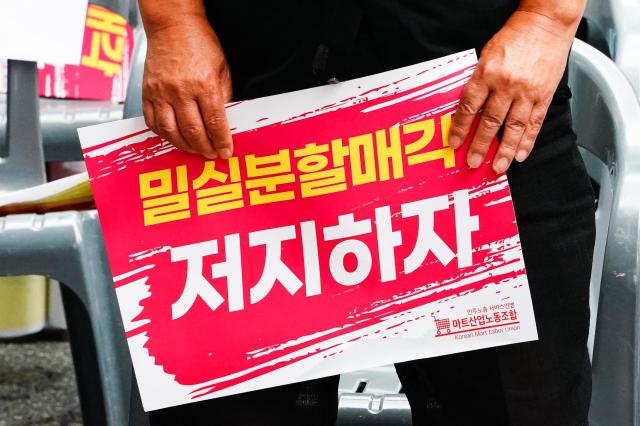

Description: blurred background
[0,0,639,425]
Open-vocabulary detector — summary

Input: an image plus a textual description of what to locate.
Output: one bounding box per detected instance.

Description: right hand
[142,18,233,159]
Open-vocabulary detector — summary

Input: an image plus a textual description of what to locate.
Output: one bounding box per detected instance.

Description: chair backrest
[0,60,46,192]
[570,39,640,426]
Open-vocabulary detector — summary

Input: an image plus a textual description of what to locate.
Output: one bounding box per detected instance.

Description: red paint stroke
[83,128,151,154]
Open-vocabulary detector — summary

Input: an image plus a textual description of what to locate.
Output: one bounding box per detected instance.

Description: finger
[174,100,218,159]
[198,93,233,159]
[492,99,533,174]
[467,93,511,169]
[515,101,549,163]
[154,103,194,154]
[143,99,156,131]
[449,77,490,149]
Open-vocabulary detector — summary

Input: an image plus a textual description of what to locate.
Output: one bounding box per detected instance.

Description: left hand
[448,10,577,173]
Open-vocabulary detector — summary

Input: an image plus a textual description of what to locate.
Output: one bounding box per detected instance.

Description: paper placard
[78,50,537,411]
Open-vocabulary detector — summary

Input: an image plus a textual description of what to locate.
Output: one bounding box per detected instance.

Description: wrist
[145,14,211,41]
[141,4,210,39]
[516,1,585,32]
[508,9,582,41]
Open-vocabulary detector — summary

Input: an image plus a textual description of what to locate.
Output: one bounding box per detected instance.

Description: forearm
[516,0,586,35]
[139,0,208,34]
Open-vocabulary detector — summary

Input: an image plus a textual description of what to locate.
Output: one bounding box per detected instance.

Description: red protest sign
[78,50,537,411]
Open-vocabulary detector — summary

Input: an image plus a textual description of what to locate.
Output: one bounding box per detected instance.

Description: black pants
[149,376,340,426]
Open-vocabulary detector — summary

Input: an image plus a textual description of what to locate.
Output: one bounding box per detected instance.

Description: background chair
[0,2,140,425]
[0,59,133,426]
[570,38,640,426]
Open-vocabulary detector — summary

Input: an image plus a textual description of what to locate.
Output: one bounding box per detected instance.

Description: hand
[142,18,233,159]
[448,10,577,173]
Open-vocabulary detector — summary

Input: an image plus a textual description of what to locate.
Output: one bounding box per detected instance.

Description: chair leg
[61,284,108,426]
[77,213,133,426]
[0,212,139,425]
[54,213,134,426]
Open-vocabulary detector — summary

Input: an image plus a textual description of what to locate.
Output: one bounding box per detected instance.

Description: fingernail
[515,150,529,162]
[449,135,461,149]
[494,157,509,174]
[219,148,232,159]
[468,153,483,168]
[205,152,218,160]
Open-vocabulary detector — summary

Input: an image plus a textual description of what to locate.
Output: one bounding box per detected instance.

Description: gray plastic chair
[0,3,137,423]
[0,2,141,424]
[0,211,133,426]
[0,59,134,426]
[571,39,640,426]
